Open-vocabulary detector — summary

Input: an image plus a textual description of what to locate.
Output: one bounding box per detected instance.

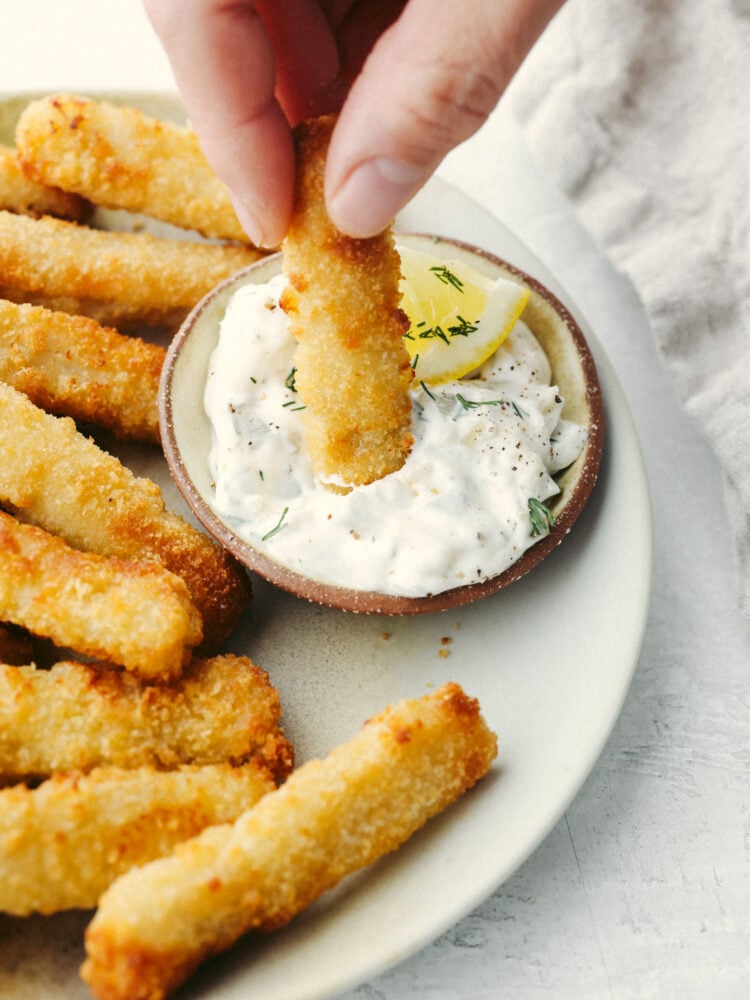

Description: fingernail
[233,199,270,249]
[328,157,427,237]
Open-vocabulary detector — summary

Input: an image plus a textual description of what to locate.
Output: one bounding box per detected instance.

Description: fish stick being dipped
[0,384,252,652]
[0,510,202,681]
[81,683,497,1000]
[0,656,292,782]
[280,115,414,491]
[0,762,276,916]
[0,143,91,221]
[15,93,252,244]
[0,210,261,331]
[0,298,163,443]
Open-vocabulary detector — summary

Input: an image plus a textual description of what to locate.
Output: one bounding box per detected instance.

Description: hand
[145,0,563,246]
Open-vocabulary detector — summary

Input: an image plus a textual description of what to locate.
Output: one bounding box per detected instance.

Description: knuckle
[399,56,500,155]
[430,59,500,126]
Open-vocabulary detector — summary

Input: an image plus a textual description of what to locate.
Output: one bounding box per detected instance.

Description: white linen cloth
[506,0,750,617]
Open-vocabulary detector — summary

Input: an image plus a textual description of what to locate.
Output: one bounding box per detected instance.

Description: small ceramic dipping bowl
[160,233,604,615]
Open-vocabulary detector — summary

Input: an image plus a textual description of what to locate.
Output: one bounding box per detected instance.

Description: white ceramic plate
[0,93,652,1000]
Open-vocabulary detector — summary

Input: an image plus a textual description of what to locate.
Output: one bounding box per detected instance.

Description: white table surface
[3,4,748,1000]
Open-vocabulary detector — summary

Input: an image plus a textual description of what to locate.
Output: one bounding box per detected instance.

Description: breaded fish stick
[0,656,292,781]
[0,298,163,442]
[82,683,497,1000]
[0,762,276,916]
[280,115,413,490]
[16,93,250,243]
[0,384,252,651]
[0,210,261,330]
[0,142,90,221]
[0,511,202,681]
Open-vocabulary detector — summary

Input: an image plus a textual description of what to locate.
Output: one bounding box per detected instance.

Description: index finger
[145,0,293,246]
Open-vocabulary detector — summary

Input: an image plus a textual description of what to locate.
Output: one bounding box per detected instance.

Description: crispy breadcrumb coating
[0,656,293,783]
[81,683,496,1000]
[15,93,251,243]
[281,115,413,490]
[0,209,261,331]
[0,142,90,221]
[0,762,276,916]
[0,384,251,652]
[0,298,163,442]
[0,510,202,680]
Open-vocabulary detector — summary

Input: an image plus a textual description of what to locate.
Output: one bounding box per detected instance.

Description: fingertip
[208,107,295,249]
[145,0,294,247]
[232,199,272,250]
[324,0,554,237]
[326,156,427,238]
[231,179,293,249]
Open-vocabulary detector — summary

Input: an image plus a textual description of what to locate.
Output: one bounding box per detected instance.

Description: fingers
[333,0,407,81]
[325,0,564,236]
[146,0,562,243]
[254,0,349,123]
[144,0,293,246]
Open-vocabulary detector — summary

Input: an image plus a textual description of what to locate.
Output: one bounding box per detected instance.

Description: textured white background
[2,3,748,999]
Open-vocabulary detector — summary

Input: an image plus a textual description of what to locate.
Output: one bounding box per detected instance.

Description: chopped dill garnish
[430,264,464,292]
[419,324,450,344]
[447,315,478,337]
[403,302,476,354]
[282,368,305,410]
[249,376,257,384]
[456,393,506,410]
[420,380,436,400]
[455,393,528,419]
[528,498,556,537]
[262,506,289,541]
[411,316,479,345]
[259,470,264,480]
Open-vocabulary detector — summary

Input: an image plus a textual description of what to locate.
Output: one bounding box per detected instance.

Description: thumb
[325,0,563,237]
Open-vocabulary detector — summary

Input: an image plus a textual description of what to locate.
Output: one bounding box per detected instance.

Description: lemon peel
[399,246,530,385]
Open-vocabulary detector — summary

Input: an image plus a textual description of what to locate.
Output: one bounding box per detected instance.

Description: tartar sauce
[204,272,587,597]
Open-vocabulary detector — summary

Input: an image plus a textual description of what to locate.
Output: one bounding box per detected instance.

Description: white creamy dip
[204,272,588,597]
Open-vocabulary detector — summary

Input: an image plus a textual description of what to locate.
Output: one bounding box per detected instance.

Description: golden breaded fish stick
[0,656,292,782]
[0,298,163,442]
[0,210,261,330]
[0,511,202,681]
[0,762,276,916]
[280,115,413,490]
[0,384,251,651]
[16,93,250,243]
[81,683,497,1000]
[0,142,90,221]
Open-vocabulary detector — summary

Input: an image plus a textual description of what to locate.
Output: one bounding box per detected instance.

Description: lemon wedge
[399,246,530,384]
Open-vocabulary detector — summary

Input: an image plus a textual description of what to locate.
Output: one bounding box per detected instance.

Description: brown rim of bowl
[160,234,605,615]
